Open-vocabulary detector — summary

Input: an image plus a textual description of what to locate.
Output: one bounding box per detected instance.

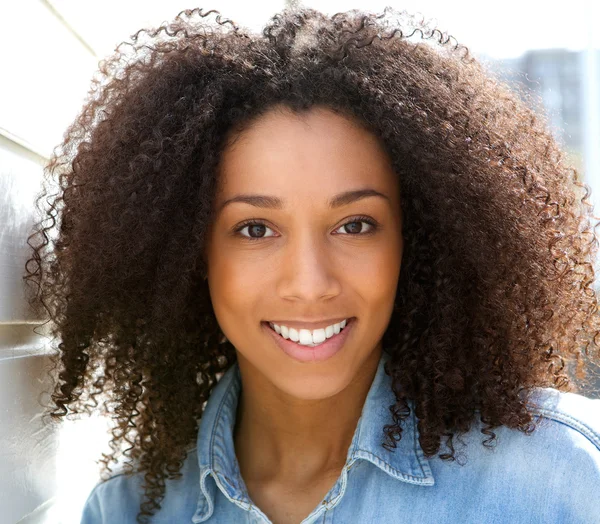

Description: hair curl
[24,6,600,523]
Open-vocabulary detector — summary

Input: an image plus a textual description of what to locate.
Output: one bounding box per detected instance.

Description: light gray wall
[0,2,106,523]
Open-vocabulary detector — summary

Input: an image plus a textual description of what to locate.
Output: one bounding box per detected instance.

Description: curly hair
[23,6,600,523]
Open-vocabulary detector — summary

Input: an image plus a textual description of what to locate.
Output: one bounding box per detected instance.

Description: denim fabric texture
[81,351,600,523]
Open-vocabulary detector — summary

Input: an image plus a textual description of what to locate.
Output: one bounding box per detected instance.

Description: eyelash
[233,215,379,241]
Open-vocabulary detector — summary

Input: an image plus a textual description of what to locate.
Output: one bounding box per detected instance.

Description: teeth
[268,319,349,346]
[289,328,299,342]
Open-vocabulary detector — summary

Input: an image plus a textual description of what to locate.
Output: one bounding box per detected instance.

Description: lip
[262,317,356,363]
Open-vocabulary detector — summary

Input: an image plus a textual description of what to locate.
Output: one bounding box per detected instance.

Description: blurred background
[2,1,600,522]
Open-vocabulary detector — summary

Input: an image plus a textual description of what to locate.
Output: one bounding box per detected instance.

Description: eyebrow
[218,188,390,213]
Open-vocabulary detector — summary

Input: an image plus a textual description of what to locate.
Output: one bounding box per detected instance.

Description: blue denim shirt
[81,351,600,523]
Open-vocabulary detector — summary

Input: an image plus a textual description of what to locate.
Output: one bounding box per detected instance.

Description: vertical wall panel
[0,1,100,522]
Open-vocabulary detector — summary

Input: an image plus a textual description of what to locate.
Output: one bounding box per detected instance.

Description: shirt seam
[528,406,600,452]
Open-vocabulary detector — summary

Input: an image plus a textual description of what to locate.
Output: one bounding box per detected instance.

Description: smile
[268,319,349,347]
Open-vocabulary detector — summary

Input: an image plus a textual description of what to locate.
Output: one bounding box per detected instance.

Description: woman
[24,6,600,524]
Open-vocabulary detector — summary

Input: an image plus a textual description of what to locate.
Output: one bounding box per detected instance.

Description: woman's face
[206,104,403,400]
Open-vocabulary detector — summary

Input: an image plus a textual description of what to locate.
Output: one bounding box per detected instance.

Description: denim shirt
[81,351,600,523]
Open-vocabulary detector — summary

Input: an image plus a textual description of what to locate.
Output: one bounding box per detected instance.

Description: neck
[233,348,382,487]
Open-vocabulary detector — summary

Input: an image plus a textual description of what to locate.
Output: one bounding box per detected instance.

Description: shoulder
[445,387,600,460]
[80,446,201,523]
[480,386,600,471]
[524,386,600,451]
[80,470,145,523]
[517,387,600,489]
[393,388,600,523]
[462,387,600,521]
[426,388,600,521]
[517,388,600,518]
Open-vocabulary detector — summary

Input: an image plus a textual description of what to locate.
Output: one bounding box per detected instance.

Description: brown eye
[247,224,266,238]
[236,221,276,239]
[343,221,364,234]
[334,218,377,235]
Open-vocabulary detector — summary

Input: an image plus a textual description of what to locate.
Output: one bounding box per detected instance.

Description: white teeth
[312,329,326,344]
[268,319,349,346]
[289,328,299,342]
[280,325,289,339]
[298,328,327,345]
[299,329,313,345]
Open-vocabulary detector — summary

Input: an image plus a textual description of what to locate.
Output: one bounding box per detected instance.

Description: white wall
[0,2,108,523]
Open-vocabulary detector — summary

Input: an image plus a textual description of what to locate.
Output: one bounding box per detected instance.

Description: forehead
[217,105,398,199]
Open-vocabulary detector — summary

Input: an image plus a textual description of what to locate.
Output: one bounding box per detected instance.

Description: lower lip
[262,318,355,363]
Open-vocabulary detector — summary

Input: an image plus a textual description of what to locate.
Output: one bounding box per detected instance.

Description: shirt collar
[193,351,434,521]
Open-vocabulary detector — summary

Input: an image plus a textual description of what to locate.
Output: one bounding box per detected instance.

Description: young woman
[25,6,600,524]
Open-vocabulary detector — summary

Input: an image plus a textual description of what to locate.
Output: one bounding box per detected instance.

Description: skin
[205,104,403,508]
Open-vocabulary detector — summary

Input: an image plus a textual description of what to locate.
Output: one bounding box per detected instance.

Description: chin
[266,360,360,401]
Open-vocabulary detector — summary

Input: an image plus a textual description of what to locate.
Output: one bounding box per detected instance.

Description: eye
[235,220,276,239]
[334,216,378,235]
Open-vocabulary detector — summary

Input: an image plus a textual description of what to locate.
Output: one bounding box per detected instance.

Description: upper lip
[264,318,352,330]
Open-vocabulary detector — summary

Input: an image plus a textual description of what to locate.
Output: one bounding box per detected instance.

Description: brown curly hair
[23,6,600,523]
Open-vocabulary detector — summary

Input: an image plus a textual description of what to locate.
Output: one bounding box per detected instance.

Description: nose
[276,228,342,302]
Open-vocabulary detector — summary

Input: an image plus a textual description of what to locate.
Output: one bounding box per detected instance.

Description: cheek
[354,241,402,299]
[361,248,402,337]
[208,253,267,317]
